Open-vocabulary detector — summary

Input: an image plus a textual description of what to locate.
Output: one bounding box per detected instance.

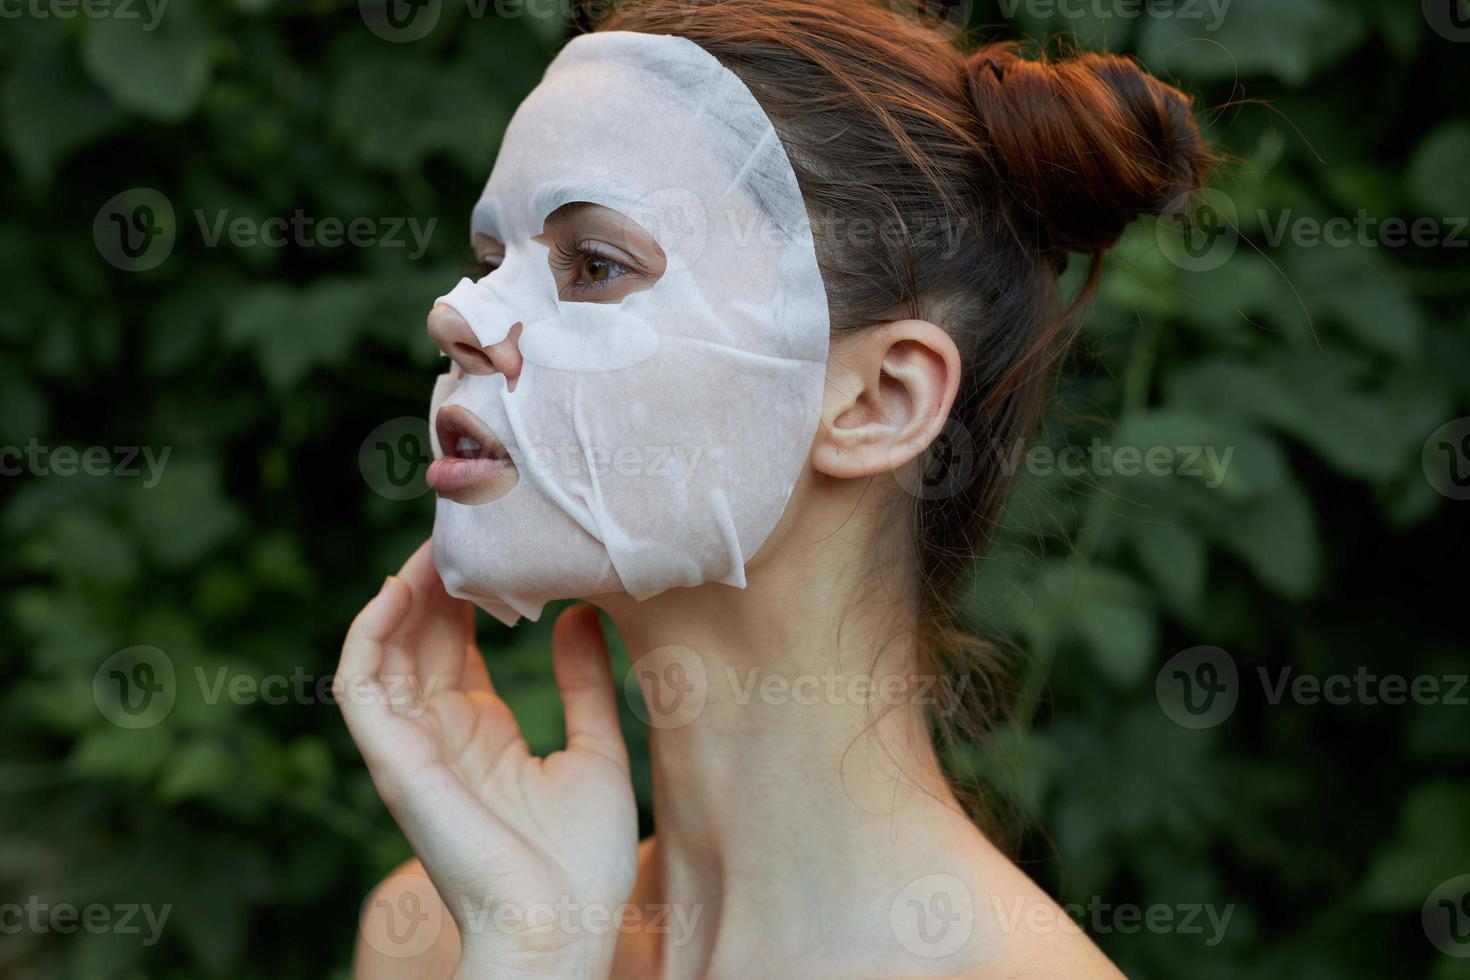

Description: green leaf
[1167,350,1428,485]
[1139,0,1365,86]
[1284,241,1424,360]
[1041,563,1159,687]
[70,725,174,782]
[223,280,372,389]
[1361,783,1470,909]
[1,30,122,183]
[1109,408,1284,499]
[158,738,235,803]
[1129,519,1207,620]
[81,0,214,122]
[1213,475,1319,599]
[1407,122,1470,218]
[25,512,140,586]
[0,366,49,446]
[126,459,242,567]
[328,55,508,174]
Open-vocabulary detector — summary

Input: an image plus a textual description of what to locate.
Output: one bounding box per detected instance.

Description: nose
[428,303,523,387]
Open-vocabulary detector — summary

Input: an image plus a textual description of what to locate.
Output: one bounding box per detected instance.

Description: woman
[339,1,1212,976]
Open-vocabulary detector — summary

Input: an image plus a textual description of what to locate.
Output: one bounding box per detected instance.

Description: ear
[813,319,961,480]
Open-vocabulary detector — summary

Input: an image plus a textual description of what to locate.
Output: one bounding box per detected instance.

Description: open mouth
[426,405,519,504]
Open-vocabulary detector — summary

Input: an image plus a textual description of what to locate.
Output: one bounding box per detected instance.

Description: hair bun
[965,43,1213,256]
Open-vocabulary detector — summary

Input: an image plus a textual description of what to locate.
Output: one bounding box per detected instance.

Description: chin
[430,497,621,624]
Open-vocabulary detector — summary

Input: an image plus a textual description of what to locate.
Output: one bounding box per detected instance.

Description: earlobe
[812,319,961,481]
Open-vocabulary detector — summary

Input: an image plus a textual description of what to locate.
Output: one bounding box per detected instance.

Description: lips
[427,405,519,504]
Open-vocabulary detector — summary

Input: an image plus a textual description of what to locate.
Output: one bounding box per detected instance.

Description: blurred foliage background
[2,0,1468,977]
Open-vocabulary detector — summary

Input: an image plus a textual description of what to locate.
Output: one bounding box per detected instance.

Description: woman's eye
[579,254,622,284]
[551,241,636,297]
[474,256,502,279]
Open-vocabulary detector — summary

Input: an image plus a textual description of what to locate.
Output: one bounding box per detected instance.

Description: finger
[339,575,413,682]
[337,576,415,760]
[387,541,475,682]
[552,605,628,771]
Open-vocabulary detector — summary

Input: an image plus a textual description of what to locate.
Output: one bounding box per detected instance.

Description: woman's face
[424,31,830,627]
[427,204,669,505]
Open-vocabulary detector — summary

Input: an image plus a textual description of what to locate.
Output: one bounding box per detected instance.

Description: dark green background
[2,0,1468,977]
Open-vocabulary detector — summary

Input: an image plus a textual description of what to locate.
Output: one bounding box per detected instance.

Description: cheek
[427,371,460,457]
[519,303,660,372]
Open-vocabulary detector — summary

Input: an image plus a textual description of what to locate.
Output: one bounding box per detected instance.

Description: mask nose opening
[428,301,525,391]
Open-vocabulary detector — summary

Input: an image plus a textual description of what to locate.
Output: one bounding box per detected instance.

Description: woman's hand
[337,541,639,979]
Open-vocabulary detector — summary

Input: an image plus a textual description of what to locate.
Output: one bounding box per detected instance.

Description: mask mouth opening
[428,404,519,505]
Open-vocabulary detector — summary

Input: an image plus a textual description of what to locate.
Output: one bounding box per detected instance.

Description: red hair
[589,0,1214,832]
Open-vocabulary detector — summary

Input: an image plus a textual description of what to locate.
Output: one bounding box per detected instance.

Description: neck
[598,486,990,973]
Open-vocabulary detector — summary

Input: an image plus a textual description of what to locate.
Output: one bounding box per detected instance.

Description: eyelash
[549,240,634,295]
[470,241,639,297]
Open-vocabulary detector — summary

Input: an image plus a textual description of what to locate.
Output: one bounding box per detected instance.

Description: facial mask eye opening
[535,201,669,304]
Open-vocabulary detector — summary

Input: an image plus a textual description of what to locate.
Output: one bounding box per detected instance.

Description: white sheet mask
[428,30,830,626]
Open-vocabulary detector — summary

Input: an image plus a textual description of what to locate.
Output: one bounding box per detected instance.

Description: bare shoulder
[882,838,1126,980]
[351,858,460,980]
